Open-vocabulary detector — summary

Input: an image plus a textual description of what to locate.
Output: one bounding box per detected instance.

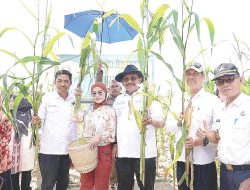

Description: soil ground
[30,167,175,190]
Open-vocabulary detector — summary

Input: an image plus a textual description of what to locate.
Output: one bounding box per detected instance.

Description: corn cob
[128,100,143,132]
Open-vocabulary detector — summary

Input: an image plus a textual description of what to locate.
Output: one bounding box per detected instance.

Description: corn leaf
[172,10,178,27]
[186,49,207,67]
[103,9,116,19]
[19,0,38,20]
[95,0,103,8]
[120,14,143,35]
[49,51,59,62]
[152,4,170,26]
[194,13,200,41]
[81,32,91,50]
[43,32,66,57]
[0,27,33,47]
[137,38,144,70]
[203,18,215,52]
[12,93,24,125]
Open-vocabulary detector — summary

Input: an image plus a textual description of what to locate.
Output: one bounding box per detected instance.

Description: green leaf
[19,0,38,20]
[203,17,215,49]
[95,0,103,8]
[140,0,145,18]
[12,93,24,124]
[49,51,59,62]
[137,38,144,70]
[81,31,91,50]
[93,18,98,33]
[152,4,170,26]
[185,80,191,97]
[39,57,60,65]
[194,13,200,41]
[186,49,207,67]
[120,14,143,35]
[0,27,33,47]
[103,9,116,19]
[43,32,66,57]
[0,49,21,61]
[178,172,186,186]
[172,10,178,27]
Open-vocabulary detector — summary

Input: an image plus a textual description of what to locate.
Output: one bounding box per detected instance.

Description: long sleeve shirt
[167,89,221,165]
[38,91,78,155]
[72,105,116,146]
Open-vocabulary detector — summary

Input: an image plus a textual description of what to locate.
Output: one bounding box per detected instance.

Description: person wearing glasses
[112,65,165,190]
[167,62,221,190]
[95,61,122,190]
[73,82,116,190]
[197,63,250,190]
[31,70,78,190]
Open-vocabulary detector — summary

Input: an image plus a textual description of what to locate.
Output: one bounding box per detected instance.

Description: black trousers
[177,161,217,190]
[11,171,31,190]
[115,157,156,190]
[220,165,250,190]
[38,153,70,190]
[0,169,13,190]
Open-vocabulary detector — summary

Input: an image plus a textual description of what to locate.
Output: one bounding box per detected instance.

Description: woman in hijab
[0,94,13,190]
[9,95,35,190]
[72,82,116,190]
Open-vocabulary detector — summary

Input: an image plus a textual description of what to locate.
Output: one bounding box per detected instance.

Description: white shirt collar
[53,90,73,100]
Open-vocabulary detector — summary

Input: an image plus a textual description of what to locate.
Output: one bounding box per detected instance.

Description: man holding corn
[112,65,165,190]
[197,63,250,190]
[31,70,78,190]
[167,62,221,190]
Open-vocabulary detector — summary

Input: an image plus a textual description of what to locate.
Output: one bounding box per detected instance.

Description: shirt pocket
[197,107,213,127]
[47,106,59,119]
[231,120,248,143]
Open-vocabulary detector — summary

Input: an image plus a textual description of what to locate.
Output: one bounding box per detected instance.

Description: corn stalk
[0,1,74,160]
[74,32,92,115]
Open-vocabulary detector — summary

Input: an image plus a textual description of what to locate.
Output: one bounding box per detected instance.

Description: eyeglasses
[92,90,104,97]
[122,76,139,82]
[185,72,200,77]
[215,75,239,86]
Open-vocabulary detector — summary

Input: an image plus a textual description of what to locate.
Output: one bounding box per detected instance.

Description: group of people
[168,62,250,190]
[0,62,250,190]
[0,93,35,190]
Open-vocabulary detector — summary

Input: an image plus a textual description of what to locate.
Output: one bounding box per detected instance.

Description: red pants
[80,144,112,190]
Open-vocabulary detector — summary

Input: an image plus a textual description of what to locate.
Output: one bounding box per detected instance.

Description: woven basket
[68,137,98,173]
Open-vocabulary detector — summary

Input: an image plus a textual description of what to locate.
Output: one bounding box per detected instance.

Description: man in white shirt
[167,62,221,190]
[112,65,165,190]
[197,63,250,190]
[32,70,78,190]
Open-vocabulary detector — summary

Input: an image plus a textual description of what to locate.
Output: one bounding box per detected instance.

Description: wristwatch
[203,137,209,146]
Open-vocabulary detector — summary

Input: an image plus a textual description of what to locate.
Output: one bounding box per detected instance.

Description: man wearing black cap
[112,65,165,190]
[167,62,221,190]
[197,63,250,190]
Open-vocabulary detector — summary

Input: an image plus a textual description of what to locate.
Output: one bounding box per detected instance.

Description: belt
[221,163,250,171]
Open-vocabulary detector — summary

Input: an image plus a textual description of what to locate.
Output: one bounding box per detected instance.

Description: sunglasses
[92,90,104,97]
[122,76,139,82]
[215,75,239,86]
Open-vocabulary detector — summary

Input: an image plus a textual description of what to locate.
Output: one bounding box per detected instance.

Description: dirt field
[31,168,175,190]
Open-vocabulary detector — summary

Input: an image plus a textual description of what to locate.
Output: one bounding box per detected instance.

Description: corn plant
[0,1,75,159]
